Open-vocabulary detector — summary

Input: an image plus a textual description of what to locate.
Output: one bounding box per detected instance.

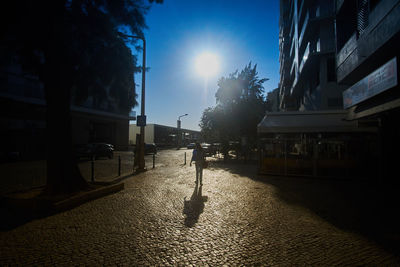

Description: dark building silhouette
[275,0,400,179]
[336,0,400,179]
[129,124,200,148]
[0,62,135,161]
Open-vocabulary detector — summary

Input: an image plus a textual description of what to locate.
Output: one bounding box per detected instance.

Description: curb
[93,172,135,185]
[0,182,125,231]
[52,182,125,213]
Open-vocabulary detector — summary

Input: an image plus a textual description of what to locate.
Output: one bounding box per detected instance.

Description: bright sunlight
[195,52,220,77]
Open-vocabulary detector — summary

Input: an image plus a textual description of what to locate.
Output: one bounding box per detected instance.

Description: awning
[257,110,376,134]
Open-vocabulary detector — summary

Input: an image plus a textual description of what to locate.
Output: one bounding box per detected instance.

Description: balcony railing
[290,57,297,78]
[298,10,309,48]
[299,42,310,73]
[289,36,294,59]
[298,0,305,22]
[337,32,357,68]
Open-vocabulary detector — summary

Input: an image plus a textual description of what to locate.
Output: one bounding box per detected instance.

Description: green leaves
[200,62,268,146]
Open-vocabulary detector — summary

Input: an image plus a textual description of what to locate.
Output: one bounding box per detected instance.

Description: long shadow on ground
[0,187,69,231]
[183,184,208,227]
[0,181,125,231]
[209,159,400,256]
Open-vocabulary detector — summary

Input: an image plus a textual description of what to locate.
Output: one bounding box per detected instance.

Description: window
[336,1,357,51]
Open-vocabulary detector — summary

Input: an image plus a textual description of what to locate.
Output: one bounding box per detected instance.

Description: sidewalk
[0,152,160,230]
[0,173,128,231]
[1,149,400,265]
[0,151,135,196]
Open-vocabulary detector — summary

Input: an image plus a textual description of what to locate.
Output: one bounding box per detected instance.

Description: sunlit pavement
[1,149,399,265]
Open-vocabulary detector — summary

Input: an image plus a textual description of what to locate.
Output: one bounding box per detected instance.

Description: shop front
[342,57,400,181]
[258,110,378,178]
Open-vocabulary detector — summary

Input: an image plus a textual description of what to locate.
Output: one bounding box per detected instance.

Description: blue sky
[131,0,280,131]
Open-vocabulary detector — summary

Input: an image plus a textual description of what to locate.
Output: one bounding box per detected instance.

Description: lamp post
[119,32,146,171]
[177,113,188,149]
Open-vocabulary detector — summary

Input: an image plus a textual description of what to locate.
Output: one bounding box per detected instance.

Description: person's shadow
[183,184,208,227]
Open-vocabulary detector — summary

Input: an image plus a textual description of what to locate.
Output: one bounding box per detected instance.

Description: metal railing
[0,151,157,195]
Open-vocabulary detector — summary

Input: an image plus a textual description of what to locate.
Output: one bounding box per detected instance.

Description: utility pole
[177,113,188,149]
[119,32,146,171]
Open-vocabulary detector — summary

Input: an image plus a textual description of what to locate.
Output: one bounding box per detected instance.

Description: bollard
[91,158,95,182]
[118,155,121,176]
[184,152,186,165]
[153,153,155,169]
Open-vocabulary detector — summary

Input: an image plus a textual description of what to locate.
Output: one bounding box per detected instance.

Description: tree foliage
[0,0,161,193]
[200,62,268,154]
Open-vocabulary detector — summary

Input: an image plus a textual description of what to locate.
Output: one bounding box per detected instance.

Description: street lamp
[177,113,188,149]
[119,32,146,171]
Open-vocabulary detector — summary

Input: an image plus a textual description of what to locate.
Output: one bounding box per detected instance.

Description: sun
[195,52,220,77]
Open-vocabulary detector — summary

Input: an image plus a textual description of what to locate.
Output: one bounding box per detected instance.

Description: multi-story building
[129,124,200,148]
[336,0,400,178]
[277,0,400,179]
[279,0,346,111]
[266,88,281,112]
[0,61,135,160]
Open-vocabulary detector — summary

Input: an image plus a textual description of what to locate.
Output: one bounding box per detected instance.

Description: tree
[0,0,161,193]
[200,62,268,157]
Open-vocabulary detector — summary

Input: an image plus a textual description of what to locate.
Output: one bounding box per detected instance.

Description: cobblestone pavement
[1,149,400,265]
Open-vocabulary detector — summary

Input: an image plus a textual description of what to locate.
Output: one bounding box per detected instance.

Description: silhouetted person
[190,142,205,185]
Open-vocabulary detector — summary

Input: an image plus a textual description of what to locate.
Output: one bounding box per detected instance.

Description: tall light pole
[177,113,188,149]
[119,32,146,171]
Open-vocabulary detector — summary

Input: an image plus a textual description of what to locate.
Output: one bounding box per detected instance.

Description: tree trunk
[43,52,88,194]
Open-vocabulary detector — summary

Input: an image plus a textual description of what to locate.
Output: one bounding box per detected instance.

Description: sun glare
[195,52,220,77]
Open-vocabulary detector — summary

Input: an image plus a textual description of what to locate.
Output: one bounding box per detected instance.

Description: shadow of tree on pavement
[209,159,400,256]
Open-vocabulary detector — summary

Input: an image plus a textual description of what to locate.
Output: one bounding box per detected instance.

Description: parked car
[201,143,212,156]
[187,143,196,149]
[75,143,114,159]
[210,143,221,155]
[145,143,157,154]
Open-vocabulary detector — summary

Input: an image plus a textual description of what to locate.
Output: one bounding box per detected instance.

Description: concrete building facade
[129,124,200,148]
[335,0,400,179]
[336,0,400,116]
[0,62,135,160]
[279,0,346,111]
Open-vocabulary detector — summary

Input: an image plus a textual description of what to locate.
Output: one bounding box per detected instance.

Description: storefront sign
[343,57,398,109]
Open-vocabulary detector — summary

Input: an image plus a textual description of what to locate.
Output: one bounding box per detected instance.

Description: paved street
[1,149,399,266]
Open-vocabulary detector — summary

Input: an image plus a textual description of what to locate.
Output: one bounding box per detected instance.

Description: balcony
[337,31,357,66]
[289,34,295,58]
[299,42,310,73]
[280,53,291,74]
[290,56,297,78]
[298,0,305,22]
[336,1,400,84]
[280,18,291,37]
[298,10,309,48]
